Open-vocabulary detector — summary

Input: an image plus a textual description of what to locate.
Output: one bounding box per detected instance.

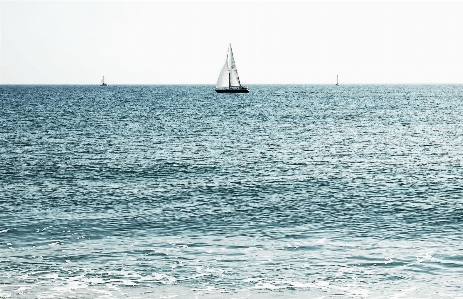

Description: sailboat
[215,44,249,93]
[335,75,339,86]
[100,76,108,86]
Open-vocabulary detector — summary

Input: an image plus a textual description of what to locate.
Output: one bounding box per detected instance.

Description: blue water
[1,85,463,298]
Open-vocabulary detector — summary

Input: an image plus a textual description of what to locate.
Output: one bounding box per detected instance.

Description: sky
[1,0,463,85]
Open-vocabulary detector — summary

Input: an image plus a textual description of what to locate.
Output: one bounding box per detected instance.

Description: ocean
[1,84,463,298]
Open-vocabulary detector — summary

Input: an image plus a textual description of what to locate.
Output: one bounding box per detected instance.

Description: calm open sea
[1,85,463,298]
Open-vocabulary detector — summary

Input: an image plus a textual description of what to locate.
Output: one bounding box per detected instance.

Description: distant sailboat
[100,76,108,86]
[215,44,249,93]
[336,75,339,86]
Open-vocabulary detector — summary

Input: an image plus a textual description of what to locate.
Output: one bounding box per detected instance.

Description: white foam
[254,282,284,290]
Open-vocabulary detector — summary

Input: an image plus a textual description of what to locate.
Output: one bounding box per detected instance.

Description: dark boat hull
[215,88,249,93]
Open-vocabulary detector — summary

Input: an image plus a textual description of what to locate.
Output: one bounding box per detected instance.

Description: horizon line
[1,83,462,86]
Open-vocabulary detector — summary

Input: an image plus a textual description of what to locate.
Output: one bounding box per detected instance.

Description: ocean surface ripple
[1,85,463,298]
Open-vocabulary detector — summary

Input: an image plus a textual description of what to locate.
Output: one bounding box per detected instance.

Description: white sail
[228,45,241,87]
[101,76,105,84]
[215,44,248,92]
[216,58,229,89]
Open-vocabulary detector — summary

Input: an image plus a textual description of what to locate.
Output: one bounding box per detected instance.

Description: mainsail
[228,45,241,87]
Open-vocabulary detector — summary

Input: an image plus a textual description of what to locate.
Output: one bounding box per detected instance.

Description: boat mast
[227,51,231,89]
[229,45,231,89]
[229,44,233,88]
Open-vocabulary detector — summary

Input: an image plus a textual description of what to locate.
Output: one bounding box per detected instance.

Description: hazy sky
[1,0,463,84]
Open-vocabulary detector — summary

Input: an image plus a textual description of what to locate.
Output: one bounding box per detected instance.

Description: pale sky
[1,0,463,84]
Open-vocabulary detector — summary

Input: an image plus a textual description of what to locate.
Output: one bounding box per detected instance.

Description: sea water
[1,85,463,299]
